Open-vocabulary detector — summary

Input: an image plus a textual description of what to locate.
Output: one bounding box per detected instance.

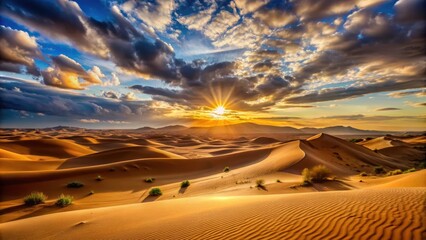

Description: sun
[211,106,226,118]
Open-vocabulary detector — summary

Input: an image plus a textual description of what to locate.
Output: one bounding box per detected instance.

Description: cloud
[0,25,41,76]
[394,0,426,22]
[388,89,426,98]
[80,118,100,123]
[103,73,121,86]
[253,7,296,28]
[376,108,401,111]
[41,54,103,90]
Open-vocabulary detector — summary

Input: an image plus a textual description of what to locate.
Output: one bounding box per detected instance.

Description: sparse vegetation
[276,179,281,183]
[360,172,368,176]
[55,194,73,207]
[374,166,386,174]
[96,175,103,181]
[236,179,251,184]
[149,188,162,196]
[24,192,47,206]
[144,177,155,183]
[255,179,265,188]
[310,165,331,182]
[223,167,230,172]
[181,180,190,188]
[302,168,311,183]
[386,169,402,176]
[67,181,84,188]
[403,168,416,174]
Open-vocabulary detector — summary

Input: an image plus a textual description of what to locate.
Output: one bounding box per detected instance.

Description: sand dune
[1,188,424,240]
[0,139,94,159]
[0,130,425,239]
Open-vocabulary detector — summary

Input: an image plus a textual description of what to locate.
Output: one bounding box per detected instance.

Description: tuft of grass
[302,168,311,183]
[24,192,47,206]
[55,194,73,207]
[181,180,190,188]
[310,165,331,182]
[374,166,386,174]
[149,188,162,196]
[386,169,402,176]
[67,181,84,188]
[255,179,265,188]
[403,168,416,174]
[144,177,155,183]
[223,166,230,172]
[95,175,103,181]
[359,172,368,177]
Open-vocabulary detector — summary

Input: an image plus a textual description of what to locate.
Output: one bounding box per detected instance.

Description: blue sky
[0,0,425,130]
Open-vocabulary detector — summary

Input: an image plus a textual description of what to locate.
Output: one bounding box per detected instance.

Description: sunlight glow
[213,106,225,116]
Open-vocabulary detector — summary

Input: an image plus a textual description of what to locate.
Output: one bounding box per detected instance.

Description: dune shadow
[256,186,268,191]
[0,204,27,215]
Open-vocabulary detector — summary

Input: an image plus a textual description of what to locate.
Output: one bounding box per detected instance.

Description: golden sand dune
[360,136,411,150]
[251,136,281,144]
[1,188,424,240]
[0,149,30,160]
[59,146,186,169]
[0,139,94,159]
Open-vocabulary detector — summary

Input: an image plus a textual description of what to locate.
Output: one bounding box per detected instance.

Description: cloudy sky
[0,0,425,130]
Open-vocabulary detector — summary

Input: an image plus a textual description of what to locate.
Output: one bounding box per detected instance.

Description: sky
[0,0,425,130]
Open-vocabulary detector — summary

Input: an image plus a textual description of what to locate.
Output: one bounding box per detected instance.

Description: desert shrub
[67,181,84,188]
[300,181,312,187]
[276,179,281,183]
[181,180,190,188]
[310,165,331,182]
[302,168,311,183]
[359,172,368,176]
[255,179,265,188]
[386,169,402,176]
[144,177,155,183]
[96,175,103,181]
[149,188,162,196]
[223,167,230,172]
[374,166,385,174]
[403,168,416,174]
[55,194,73,207]
[24,192,47,206]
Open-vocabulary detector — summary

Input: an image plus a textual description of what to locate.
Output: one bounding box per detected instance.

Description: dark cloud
[0,25,41,76]
[0,76,159,122]
[376,108,401,111]
[394,0,426,22]
[286,80,425,104]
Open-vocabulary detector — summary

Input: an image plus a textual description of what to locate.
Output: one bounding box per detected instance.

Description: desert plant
[67,181,84,188]
[374,166,385,174]
[386,169,402,176]
[144,177,155,183]
[223,166,230,172]
[403,168,416,174]
[181,180,190,188]
[255,179,265,188]
[24,192,47,206]
[359,172,368,176]
[276,179,281,183]
[95,175,103,181]
[310,165,331,182]
[302,168,311,183]
[149,188,162,196]
[55,194,73,207]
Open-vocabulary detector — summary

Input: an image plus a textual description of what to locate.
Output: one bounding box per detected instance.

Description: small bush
[95,175,103,181]
[255,179,265,188]
[386,169,402,176]
[374,166,385,174]
[144,177,155,183]
[360,172,368,176]
[276,179,281,183]
[403,168,416,174]
[67,181,84,188]
[24,192,47,206]
[55,194,73,207]
[302,168,311,182]
[181,180,190,188]
[310,165,331,182]
[149,188,162,196]
[300,181,312,187]
[223,167,230,172]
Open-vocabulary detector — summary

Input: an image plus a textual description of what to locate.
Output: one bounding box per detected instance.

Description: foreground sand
[0,129,425,239]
